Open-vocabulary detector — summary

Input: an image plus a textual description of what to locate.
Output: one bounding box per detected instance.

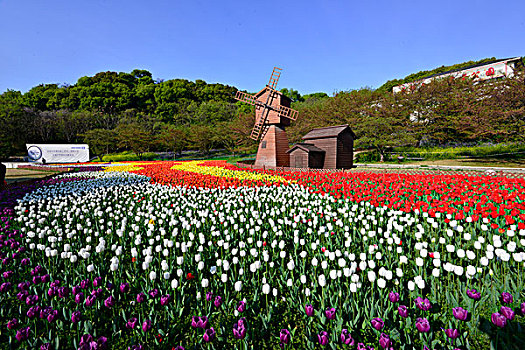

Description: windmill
[235,67,299,167]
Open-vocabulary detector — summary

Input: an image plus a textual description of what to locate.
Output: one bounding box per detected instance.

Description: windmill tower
[235,67,299,167]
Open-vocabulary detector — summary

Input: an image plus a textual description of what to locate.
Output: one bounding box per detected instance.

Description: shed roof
[302,124,355,140]
[286,143,326,154]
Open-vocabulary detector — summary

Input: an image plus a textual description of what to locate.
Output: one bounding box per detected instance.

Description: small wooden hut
[286,143,325,169]
[301,124,355,169]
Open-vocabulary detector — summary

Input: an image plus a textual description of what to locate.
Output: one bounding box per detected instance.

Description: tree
[82,129,118,160]
[280,88,304,102]
[0,90,27,160]
[157,125,188,156]
[188,124,215,154]
[115,123,153,159]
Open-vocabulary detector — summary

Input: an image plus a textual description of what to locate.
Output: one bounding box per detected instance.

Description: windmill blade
[276,105,299,121]
[250,105,272,141]
[268,67,282,90]
[235,91,259,106]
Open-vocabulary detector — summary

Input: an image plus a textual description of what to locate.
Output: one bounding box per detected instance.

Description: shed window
[261,141,267,149]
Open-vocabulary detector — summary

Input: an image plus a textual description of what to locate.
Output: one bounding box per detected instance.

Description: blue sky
[1,0,524,95]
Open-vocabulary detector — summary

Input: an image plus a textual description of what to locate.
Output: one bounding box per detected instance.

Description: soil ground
[4,168,59,184]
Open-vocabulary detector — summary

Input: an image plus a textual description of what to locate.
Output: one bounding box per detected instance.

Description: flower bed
[1,161,524,349]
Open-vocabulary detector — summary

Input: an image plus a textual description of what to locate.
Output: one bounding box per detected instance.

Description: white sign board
[393,57,521,93]
[26,144,90,163]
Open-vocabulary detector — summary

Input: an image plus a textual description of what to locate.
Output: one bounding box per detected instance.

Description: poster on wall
[26,144,90,163]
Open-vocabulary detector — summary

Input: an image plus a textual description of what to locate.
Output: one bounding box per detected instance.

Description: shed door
[293,153,306,168]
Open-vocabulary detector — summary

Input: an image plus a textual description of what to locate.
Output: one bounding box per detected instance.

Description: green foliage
[101,151,157,162]
[82,129,118,160]
[377,57,498,92]
[391,143,525,161]
[0,90,29,160]
[115,122,154,159]
[280,88,304,102]
[157,124,188,155]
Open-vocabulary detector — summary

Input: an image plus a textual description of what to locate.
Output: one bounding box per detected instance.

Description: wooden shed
[286,143,325,169]
[301,125,355,169]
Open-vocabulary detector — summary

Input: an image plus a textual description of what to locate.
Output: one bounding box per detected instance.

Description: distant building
[393,57,522,93]
[287,125,355,169]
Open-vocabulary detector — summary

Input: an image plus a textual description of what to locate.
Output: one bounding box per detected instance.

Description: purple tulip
[25,294,38,305]
[214,296,223,308]
[379,333,392,348]
[75,292,84,304]
[21,258,29,266]
[42,274,50,283]
[237,300,246,313]
[40,343,51,350]
[136,292,146,303]
[47,310,59,323]
[452,307,469,321]
[160,294,171,306]
[521,302,525,315]
[233,322,246,340]
[149,288,159,298]
[72,286,81,296]
[280,329,291,344]
[466,288,481,301]
[203,327,216,342]
[79,334,97,349]
[491,312,507,328]
[0,282,12,292]
[71,311,81,323]
[500,306,515,320]
[50,280,61,287]
[119,283,129,293]
[93,277,102,287]
[97,336,108,349]
[325,307,336,320]
[80,279,90,289]
[32,276,41,285]
[172,347,184,350]
[398,305,408,318]
[104,296,115,308]
[340,329,355,345]
[191,316,209,329]
[126,317,139,329]
[18,281,30,291]
[305,304,314,317]
[128,346,143,350]
[388,292,400,303]
[206,291,213,301]
[17,291,28,301]
[85,295,96,307]
[142,319,152,332]
[416,317,430,333]
[58,286,69,298]
[15,326,30,342]
[27,306,40,318]
[501,292,513,304]
[444,328,459,339]
[318,331,329,345]
[2,270,13,278]
[415,297,432,311]
[371,317,384,330]
[7,318,18,329]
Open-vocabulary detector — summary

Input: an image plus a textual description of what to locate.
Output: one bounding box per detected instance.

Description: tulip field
[1,160,525,349]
